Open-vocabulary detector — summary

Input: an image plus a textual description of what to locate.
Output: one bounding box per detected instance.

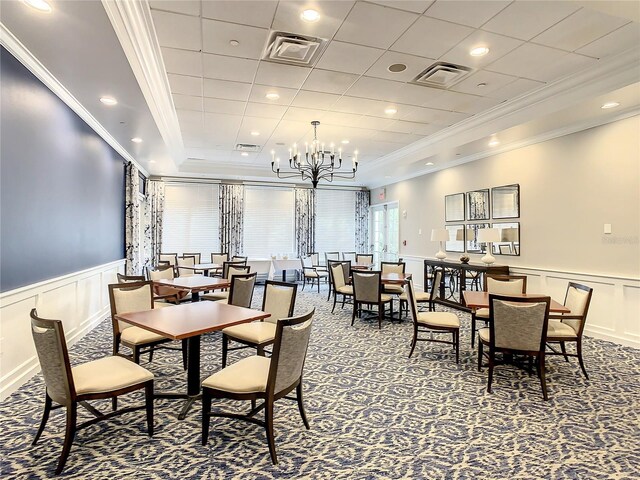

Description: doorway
[370,202,399,266]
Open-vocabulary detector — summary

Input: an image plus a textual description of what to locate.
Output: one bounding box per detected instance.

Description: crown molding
[0,22,148,177]
[101,0,185,166]
[365,46,640,174]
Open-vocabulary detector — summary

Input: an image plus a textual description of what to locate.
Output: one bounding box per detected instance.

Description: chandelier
[271,120,358,188]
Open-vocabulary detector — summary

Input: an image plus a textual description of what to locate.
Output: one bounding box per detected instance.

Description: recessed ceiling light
[601,101,620,109]
[149,160,156,164]
[229,40,240,47]
[341,139,350,144]
[301,9,320,22]
[425,162,434,166]
[470,46,490,57]
[100,96,117,106]
[131,137,143,143]
[250,131,260,136]
[265,92,280,100]
[488,139,500,147]
[241,152,249,157]
[388,63,407,73]
[384,106,398,115]
[22,0,52,12]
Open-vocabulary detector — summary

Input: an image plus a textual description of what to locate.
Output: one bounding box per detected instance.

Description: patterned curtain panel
[295,188,316,258]
[355,190,370,253]
[145,180,165,267]
[124,162,140,275]
[219,184,244,257]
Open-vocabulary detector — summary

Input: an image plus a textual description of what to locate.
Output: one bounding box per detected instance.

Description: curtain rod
[150,176,367,191]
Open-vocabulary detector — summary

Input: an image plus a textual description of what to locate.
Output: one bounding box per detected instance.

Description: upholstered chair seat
[336,285,353,295]
[547,320,578,339]
[474,307,489,318]
[399,290,429,302]
[202,290,229,301]
[72,356,154,395]
[222,321,277,344]
[120,326,167,345]
[384,284,404,294]
[379,293,394,302]
[305,270,327,278]
[202,356,270,394]
[478,327,490,343]
[416,311,460,328]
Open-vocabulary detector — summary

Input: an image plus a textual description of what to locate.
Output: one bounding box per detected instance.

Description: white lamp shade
[477,228,501,243]
[431,229,450,242]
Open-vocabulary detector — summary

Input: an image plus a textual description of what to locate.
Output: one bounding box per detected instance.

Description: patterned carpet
[1,284,639,479]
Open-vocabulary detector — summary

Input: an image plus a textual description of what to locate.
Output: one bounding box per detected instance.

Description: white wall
[0,260,125,400]
[372,116,640,347]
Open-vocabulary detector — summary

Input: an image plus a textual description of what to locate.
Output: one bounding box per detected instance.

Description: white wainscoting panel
[0,259,125,400]
[401,255,640,349]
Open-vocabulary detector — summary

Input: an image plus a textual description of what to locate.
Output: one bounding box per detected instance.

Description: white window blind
[243,186,295,258]
[316,189,356,254]
[162,183,220,256]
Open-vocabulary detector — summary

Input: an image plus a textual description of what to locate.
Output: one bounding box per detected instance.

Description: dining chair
[328,261,353,313]
[399,274,438,319]
[117,273,145,283]
[227,272,258,308]
[210,253,229,276]
[306,252,320,267]
[221,280,298,367]
[381,261,406,296]
[183,252,202,264]
[324,251,340,266]
[231,255,248,264]
[300,256,328,293]
[202,309,314,465]
[146,264,191,303]
[546,282,594,379]
[30,309,154,475]
[351,270,393,329]
[471,274,528,347]
[478,294,551,400]
[406,273,460,363]
[342,251,356,261]
[355,253,374,265]
[201,263,251,302]
[159,253,178,269]
[177,255,197,277]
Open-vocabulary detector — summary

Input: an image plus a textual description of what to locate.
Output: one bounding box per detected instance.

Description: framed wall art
[466,189,490,221]
[445,193,465,222]
[491,184,520,219]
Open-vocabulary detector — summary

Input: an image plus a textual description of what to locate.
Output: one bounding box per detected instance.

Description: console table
[424,259,509,311]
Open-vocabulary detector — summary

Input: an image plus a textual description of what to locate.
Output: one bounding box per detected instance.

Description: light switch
[604,224,612,234]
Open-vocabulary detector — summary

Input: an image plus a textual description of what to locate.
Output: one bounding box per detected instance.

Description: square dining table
[380,272,412,285]
[153,274,230,301]
[115,301,270,419]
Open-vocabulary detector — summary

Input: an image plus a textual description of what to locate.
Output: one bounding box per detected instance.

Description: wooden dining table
[115,301,270,419]
[463,291,571,313]
[380,272,412,285]
[154,274,230,301]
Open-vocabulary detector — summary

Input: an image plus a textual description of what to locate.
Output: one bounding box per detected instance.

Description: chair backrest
[381,261,405,275]
[183,252,201,264]
[342,251,356,261]
[267,309,314,396]
[117,273,145,283]
[159,253,178,267]
[222,261,250,279]
[227,273,257,308]
[231,256,247,264]
[211,252,228,265]
[355,254,374,264]
[325,252,340,265]
[306,252,319,266]
[262,280,297,324]
[429,269,443,301]
[177,255,196,277]
[498,244,512,254]
[329,262,346,289]
[108,281,154,334]
[147,264,175,281]
[405,270,442,323]
[30,309,75,405]
[485,274,527,294]
[489,294,551,353]
[561,282,593,335]
[352,270,382,303]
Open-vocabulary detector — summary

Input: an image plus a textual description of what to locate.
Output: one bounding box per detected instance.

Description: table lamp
[431,229,450,260]
[477,228,501,265]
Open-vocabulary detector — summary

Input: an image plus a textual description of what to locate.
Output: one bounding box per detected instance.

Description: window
[162,183,219,256]
[316,189,356,254]
[243,186,294,258]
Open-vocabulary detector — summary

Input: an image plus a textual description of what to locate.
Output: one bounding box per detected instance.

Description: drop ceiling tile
[423,89,502,114]
[321,111,365,128]
[202,0,278,28]
[202,54,258,83]
[151,10,202,51]
[485,43,568,82]
[333,96,389,116]
[346,76,405,102]
[203,112,243,133]
[172,93,203,111]
[203,97,246,115]
[161,47,202,76]
[282,107,328,123]
[203,78,252,101]
[335,2,419,49]
[401,106,469,125]
[534,52,597,83]
[202,19,269,59]
[302,69,359,95]
[254,62,311,89]
[482,1,580,41]
[237,116,280,140]
[391,16,474,59]
[244,102,288,119]
[176,109,204,125]
[365,51,435,83]
[423,1,510,28]
[483,77,545,100]
[168,73,202,96]
[271,120,313,143]
[391,84,446,106]
[450,70,519,96]
[149,0,200,16]
[356,116,398,130]
[369,1,433,14]
[532,8,630,52]
[272,1,355,39]
[316,41,384,75]
[291,90,341,110]
[439,30,524,69]
[249,84,298,105]
[576,22,640,59]
[386,120,432,134]
[371,130,423,144]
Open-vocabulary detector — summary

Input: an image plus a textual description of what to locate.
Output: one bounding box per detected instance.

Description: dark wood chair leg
[33,392,52,445]
[265,399,278,465]
[351,302,357,326]
[477,340,483,372]
[577,339,589,379]
[133,347,140,364]
[301,276,306,291]
[487,349,495,393]
[331,294,337,313]
[145,381,154,436]
[408,328,417,358]
[222,334,229,368]
[560,342,569,362]
[55,403,77,475]
[148,345,154,363]
[257,345,265,357]
[182,339,188,370]
[201,390,211,445]
[455,330,459,364]
[316,278,320,293]
[471,314,477,347]
[539,354,548,401]
[327,284,331,301]
[296,383,310,429]
[378,304,383,329]
[111,397,117,411]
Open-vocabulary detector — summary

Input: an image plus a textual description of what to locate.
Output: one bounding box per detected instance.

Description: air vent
[263,31,327,67]
[235,144,260,152]
[411,62,473,89]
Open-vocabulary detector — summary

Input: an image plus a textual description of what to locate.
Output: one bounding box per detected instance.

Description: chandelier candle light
[271,120,358,188]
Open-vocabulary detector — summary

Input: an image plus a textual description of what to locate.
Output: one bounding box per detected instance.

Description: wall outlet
[604,224,612,234]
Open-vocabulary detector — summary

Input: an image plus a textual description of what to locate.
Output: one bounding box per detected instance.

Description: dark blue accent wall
[0,47,125,292]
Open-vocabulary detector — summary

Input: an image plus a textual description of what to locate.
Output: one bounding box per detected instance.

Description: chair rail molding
[0,259,126,400]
